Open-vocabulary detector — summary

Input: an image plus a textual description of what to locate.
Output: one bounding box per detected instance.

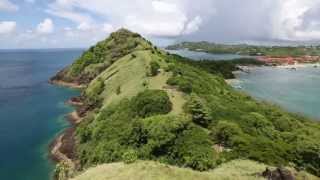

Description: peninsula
[50,29,320,180]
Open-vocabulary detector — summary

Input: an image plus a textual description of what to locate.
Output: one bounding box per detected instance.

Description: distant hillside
[167,41,320,56]
[52,29,320,180]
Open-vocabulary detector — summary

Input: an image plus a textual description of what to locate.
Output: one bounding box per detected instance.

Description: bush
[116,85,121,95]
[132,90,172,118]
[212,121,243,147]
[122,149,138,164]
[167,76,192,93]
[135,115,189,158]
[172,125,216,171]
[150,61,160,76]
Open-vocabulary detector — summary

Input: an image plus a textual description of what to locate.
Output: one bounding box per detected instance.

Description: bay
[169,49,320,120]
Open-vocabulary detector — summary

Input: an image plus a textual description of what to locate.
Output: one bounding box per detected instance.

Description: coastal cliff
[51,29,320,180]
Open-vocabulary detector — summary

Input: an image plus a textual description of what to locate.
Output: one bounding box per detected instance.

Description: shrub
[116,85,121,95]
[136,115,189,158]
[212,121,243,147]
[172,125,216,171]
[150,61,160,76]
[131,90,172,118]
[167,76,192,93]
[122,149,138,164]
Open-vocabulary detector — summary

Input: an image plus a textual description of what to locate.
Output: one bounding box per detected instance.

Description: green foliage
[172,125,216,171]
[132,115,189,158]
[185,94,212,127]
[179,58,265,79]
[131,90,172,118]
[165,55,320,175]
[54,162,74,180]
[211,121,243,147]
[116,85,121,95]
[167,76,192,93]
[149,61,160,76]
[76,96,214,171]
[122,149,138,164]
[57,28,152,84]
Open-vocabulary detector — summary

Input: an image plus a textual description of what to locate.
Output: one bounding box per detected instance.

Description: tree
[186,94,212,127]
[150,61,160,76]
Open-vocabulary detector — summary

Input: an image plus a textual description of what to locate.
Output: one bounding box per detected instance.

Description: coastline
[49,110,82,166]
[49,80,84,178]
[225,62,320,86]
[49,79,85,89]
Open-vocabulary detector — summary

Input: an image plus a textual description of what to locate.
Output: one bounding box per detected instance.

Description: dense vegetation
[167,41,320,57]
[166,55,320,175]
[76,90,215,171]
[54,29,320,179]
[175,56,265,79]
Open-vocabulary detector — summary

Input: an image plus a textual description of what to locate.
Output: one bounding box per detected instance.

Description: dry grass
[71,159,319,180]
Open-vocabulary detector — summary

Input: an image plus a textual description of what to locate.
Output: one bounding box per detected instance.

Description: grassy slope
[71,160,318,180]
[85,49,186,114]
[52,29,153,84]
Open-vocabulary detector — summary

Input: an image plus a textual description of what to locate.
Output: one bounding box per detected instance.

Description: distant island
[50,29,320,180]
[167,41,320,67]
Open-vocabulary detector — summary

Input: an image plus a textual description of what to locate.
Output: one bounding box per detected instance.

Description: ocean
[0,49,82,180]
[233,66,320,120]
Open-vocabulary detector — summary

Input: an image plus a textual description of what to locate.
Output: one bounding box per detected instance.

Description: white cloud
[183,16,203,35]
[0,21,16,34]
[77,22,92,31]
[271,0,318,40]
[47,0,212,37]
[36,18,54,34]
[0,0,18,12]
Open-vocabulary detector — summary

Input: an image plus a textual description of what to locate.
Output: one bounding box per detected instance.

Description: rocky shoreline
[49,80,86,178]
[49,79,85,89]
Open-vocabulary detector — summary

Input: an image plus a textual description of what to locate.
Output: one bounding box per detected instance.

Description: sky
[1,0,320,48]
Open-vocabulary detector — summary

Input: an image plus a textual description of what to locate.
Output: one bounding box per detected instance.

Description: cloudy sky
[0,0,320,48]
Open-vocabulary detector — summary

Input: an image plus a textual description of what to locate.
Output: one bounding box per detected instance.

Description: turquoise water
[0,49,82,180]
[233,66,320,120]
[170,49,320,120]
[166,49,253,60]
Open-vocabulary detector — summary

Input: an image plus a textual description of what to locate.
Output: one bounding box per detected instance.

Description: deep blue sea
[0,49,82,180]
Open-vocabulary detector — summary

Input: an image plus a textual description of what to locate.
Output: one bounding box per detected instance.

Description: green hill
[52,29,320,180]
[51,28,154,84]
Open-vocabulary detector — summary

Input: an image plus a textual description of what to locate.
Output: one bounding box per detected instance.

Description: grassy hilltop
[52,29,320,180]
